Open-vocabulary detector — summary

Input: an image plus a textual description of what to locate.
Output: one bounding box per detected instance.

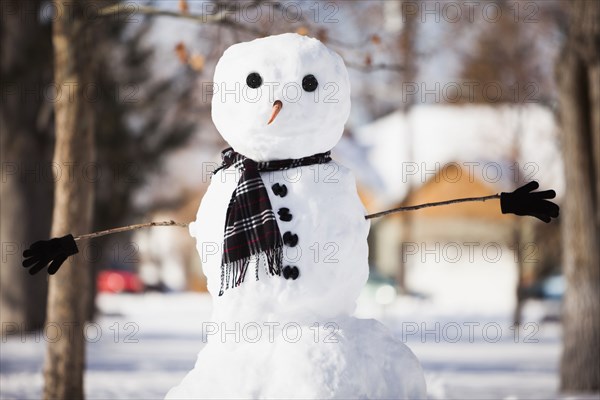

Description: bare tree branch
[98,4,407,73]
[97,3,225,23]
[96,3,265,36]
[345,61,406,72]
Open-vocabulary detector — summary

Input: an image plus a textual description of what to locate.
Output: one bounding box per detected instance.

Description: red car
[97,270,144,294]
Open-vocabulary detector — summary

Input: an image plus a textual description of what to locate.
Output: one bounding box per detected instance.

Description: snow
[1,292,571,399]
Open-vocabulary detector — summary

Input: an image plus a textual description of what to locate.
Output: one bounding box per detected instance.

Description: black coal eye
[246,72,262,89]
[302,74,318,92]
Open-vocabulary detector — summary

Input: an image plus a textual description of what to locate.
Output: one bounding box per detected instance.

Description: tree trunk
[558,0,600,392]
[512,224,525,326]
[397,0,418,294]
[43,1,97,398]
[0,0,54,334]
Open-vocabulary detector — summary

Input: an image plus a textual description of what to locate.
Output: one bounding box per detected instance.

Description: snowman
[22,32,559,400]
[165,33,428,399]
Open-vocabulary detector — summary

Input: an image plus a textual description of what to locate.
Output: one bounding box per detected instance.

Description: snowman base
[166,316,426,399]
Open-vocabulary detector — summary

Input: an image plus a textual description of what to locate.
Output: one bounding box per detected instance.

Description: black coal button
[271,183,288,197]
[278,208,292,222]
[282,231,298,247]
[282,265,300,280]
[290,266,299,280]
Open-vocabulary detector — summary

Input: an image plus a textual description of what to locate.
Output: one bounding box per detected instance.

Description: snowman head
[211,33,351,161]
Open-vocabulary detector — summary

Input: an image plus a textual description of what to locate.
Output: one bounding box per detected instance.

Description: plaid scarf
[215,148,332,296]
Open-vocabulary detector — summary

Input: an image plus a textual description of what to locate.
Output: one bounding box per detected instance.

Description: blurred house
[371,162,516,272]
[345,104,564,313]
[368,163,523,312]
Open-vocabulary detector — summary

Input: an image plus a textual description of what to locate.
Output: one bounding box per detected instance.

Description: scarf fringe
[218,246,283,296]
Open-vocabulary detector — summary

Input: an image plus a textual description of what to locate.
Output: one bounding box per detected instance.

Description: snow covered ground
[0,292,589,400]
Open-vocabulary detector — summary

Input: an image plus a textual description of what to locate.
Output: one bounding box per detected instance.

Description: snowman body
[166,33,426,399]
[192,162,369,323]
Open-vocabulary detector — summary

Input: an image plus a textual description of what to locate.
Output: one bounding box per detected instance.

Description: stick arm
[364,194,500,220]
[73,220,189,241]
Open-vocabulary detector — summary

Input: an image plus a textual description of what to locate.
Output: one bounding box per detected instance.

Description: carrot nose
[267,100,283,125]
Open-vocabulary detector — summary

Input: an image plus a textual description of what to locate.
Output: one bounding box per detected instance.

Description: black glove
[22,234,79,275]
[500,181,559,223]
